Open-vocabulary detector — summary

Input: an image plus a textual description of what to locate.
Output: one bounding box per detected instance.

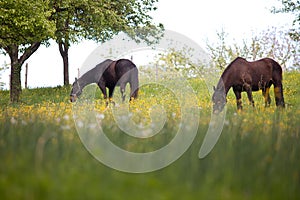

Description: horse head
[70,78,82,102]
[212,86,227,113]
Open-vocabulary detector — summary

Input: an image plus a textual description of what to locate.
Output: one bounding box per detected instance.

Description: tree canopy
[0,0,55,49]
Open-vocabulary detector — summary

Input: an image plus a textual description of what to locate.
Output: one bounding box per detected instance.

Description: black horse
[70,59,139,103]
[212,57,285,112]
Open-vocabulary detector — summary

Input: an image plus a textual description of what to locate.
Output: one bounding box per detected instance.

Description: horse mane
[223,57,246,72]
[216,57,248,91]
[77,59,113,86]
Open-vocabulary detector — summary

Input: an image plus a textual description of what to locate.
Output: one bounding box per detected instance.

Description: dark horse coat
[212,57,285,112]
[70,59,139,103]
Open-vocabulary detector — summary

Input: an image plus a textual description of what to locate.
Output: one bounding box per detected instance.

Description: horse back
[251,58,283,83]
[102,59,138,87]
[115,59,138,81]
[222,57,283,91]
[233,57,281,77]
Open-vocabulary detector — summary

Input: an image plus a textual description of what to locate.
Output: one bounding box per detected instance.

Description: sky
[0,0,293,89]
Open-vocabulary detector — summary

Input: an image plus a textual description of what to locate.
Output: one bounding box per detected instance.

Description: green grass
[0,72,299,200]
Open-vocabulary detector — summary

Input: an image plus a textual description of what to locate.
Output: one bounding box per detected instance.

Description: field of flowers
[0,72,299,199]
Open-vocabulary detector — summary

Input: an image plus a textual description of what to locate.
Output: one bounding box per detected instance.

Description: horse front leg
[244,85,255,107]
[98,82,109,106]
[233,89,243,110]
[246,91,255,107]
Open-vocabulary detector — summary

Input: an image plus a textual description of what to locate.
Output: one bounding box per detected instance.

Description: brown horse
[70,59,139,103]
[212,57,285,112]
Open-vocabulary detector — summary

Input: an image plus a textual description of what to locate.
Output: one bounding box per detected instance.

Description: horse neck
[77,59,113,88]
[217,72,232,95]
[78,68,97,88]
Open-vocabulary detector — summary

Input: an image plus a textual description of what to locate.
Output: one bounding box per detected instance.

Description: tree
[154,48,195,77]
[206,30,233,69]
[0,0,55,102]
[272,0,300,41]
[207,28,300,71]
[51,0,163,85]
[152,46,207,78]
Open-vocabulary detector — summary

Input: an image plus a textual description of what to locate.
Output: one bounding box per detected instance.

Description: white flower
[88,123,97,129]
[63,115,70,120]
[76,120,84,128]
[61,125,71,130]
[21,120,27,126]
[96,113,105,120]
[172,112,176,118]
[10,117,17,124]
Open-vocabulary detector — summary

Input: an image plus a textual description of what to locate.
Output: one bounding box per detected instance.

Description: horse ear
[75,77,78,82]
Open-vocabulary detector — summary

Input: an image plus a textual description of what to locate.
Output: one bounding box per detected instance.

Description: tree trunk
[59,41,69,86]
[10,61,22,103]
[5,43,41,102]
[8,45,22,102]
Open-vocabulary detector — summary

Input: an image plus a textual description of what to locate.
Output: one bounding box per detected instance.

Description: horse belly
[251,85,260,91]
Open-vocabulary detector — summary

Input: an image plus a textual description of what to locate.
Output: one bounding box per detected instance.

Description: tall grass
[0,72,299,199]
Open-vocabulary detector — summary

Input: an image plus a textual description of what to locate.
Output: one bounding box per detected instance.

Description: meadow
[0,72,299,199]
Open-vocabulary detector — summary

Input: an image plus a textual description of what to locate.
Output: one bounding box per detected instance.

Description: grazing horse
[212,57,285,113]
[70,59,139,104]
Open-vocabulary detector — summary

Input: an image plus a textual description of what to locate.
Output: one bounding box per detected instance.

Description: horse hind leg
[108,87,116,106]
[129,70,139,101]
[120,83,126,102]
[274,83,285,108]
[129,83,138,101]
[272,65,285,108]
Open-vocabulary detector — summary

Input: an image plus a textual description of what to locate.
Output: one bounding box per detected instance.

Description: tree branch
[19,42,41,65]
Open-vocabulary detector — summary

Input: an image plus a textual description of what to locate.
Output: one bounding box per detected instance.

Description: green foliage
[272,0,300,41]
[152,47,201,77]
[0,72,300,199]
[147,44,209,79]
[0,0,55,48]
[52,0,163,45]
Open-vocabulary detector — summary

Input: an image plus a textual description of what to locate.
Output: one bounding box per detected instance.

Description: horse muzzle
[213,104,225,114]
[70,95,77,102]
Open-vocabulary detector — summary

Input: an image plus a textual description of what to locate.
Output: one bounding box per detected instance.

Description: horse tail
[271,59,285,107]
[271,59,283,81]
[130,67,139,99]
